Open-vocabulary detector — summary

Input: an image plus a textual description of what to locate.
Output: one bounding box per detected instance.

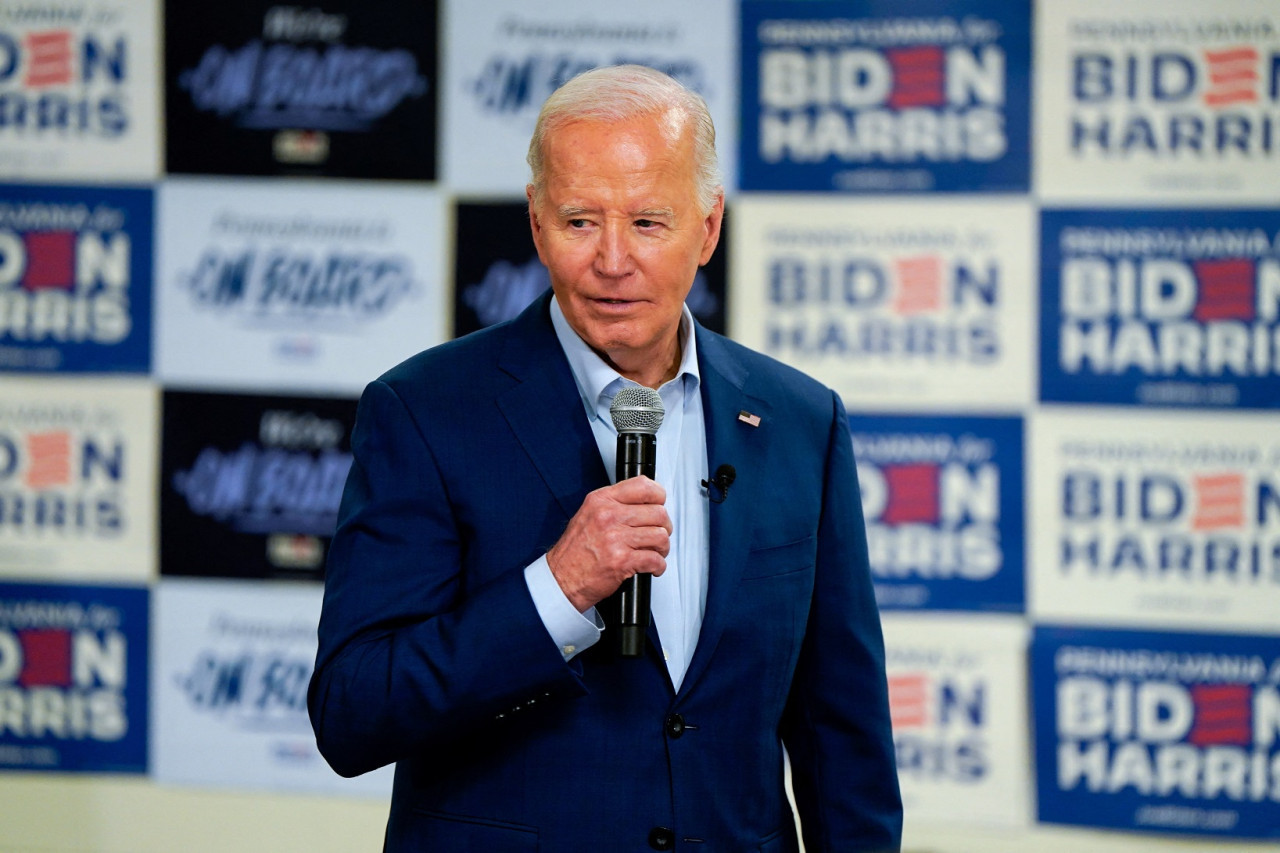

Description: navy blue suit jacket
[309,293,902,852]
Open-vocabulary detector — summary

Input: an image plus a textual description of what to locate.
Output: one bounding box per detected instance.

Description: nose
[595,219,632,279]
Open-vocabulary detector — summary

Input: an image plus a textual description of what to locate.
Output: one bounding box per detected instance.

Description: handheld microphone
[609,386,664,658]
[702,464,736,504]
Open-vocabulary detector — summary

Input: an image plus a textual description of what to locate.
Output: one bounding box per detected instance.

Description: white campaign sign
[881,613,1031,828]
[0,376,156,582]
[442,0,737,194]
[0,1,160,181]
[152,577,393,797]
[1035,0,1280,203]
[730,197,1035,411]
[1030,408,1280,633]
[156,178,446,394]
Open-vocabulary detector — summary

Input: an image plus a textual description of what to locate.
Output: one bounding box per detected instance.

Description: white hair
[526,64,722,214]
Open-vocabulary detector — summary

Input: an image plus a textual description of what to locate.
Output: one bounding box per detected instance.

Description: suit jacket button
[664,713,686,738]
[648,826,675,850]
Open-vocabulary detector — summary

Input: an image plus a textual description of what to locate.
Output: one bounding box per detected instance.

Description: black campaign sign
[164,1,438,179]
[160,390,358,580]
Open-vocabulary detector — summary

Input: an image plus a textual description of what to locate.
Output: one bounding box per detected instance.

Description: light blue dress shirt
[523,297,710,690]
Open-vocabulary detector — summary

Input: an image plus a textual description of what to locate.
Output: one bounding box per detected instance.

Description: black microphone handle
[616,431,656,657]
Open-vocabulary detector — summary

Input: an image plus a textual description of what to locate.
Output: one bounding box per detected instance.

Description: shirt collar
[549,295,701,422]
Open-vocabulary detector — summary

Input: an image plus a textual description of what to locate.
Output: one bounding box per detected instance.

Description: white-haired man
[310,65,902,852]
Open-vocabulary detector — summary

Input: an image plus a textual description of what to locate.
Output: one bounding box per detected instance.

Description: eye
[567,218,589,228]
[635,219,659,229]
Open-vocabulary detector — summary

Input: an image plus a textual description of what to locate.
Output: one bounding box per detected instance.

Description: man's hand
[546,476,671,613]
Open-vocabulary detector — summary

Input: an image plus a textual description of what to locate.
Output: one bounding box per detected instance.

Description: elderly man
[310,65,902,852]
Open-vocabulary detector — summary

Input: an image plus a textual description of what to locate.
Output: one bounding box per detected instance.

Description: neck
[605,337,681,389]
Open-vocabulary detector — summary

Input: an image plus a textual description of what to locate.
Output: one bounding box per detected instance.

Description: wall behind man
[1,1,1278,852]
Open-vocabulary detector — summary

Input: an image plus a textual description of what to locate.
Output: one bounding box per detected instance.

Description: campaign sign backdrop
[882,614,1030,827]
[453,201,547,338]
[1030,408,1280,635]
[729,197,1034,410]
[165,0,437,180]
[0,580,147,773]
[453,201,727,339]
[153,577,392,796]
[1041,208,1280,410]
[851,413,1023,613]
[156,178,446,394]
[1036,0,1280,203]
[160,390,356,582]
[0,377,157,582]
[739,0,1031,193]
[442,0,737,194]
[1033,625,1280,840]
[0,183,152,373]
[0,1,160,181]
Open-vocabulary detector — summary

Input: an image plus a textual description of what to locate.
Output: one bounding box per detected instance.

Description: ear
[698,191,725,267]
[527,184,548,265]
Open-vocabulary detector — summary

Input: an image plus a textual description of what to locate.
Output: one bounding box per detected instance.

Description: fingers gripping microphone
[609,386,664,658]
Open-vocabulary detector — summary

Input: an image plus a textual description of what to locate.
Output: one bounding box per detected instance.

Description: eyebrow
[554,205,676,219]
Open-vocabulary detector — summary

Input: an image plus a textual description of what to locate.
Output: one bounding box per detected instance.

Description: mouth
[591,297,642,309]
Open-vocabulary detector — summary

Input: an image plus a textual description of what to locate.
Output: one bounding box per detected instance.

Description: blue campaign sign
[848,413,1024,613]
[0,183,153,373]
[0,581,149,773]
[739,0,1031,193]
[1032,625,1280,840]
[1040,208,1280,410]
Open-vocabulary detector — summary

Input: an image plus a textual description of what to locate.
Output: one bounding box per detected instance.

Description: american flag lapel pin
[737,410,761,427]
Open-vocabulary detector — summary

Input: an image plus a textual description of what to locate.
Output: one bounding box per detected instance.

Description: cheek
[542,242,592,277]
[638,244,691,270]
[542,249,591,281]
[643,250,701,293]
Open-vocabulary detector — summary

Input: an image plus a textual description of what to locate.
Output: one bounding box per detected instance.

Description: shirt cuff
[524,555,604,660]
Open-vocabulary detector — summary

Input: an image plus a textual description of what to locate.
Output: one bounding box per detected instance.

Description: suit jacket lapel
[495,292,609,520]
[678,328,771,698]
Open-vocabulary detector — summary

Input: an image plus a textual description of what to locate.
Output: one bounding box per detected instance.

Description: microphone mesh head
[610,386,664,434]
